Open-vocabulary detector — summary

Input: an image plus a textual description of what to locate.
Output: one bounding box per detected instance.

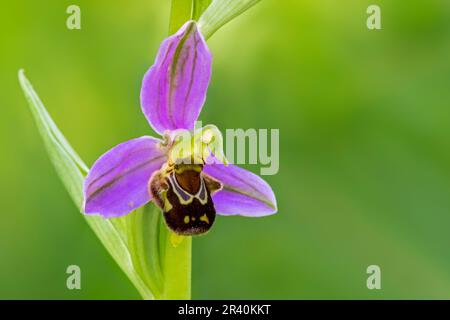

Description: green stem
[127,203,192,299]
[160,224,192,299]
[192,0,212,21]
[169,0,212,34]
[159,0,212,301]
[169,0,193,34]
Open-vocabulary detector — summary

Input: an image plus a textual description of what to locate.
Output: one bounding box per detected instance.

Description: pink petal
[204,162,277,217]
[140,21,212,134]
[84,136,167,217]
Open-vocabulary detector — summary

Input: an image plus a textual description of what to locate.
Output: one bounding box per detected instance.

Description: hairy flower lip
[83,21,277,219]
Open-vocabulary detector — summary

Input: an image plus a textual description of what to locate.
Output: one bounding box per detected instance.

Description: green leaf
[198,0,261,39]
[18,70,191,299]
[17,70,88,208]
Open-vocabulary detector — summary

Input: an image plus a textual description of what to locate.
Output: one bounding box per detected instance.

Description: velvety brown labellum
[165,170,215,235]
[149,163,222,236]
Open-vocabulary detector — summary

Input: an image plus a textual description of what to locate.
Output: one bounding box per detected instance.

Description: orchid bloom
[83,21,277,236]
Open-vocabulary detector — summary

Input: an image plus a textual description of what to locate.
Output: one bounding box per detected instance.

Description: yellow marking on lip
[162,191,173,212]
[184,215,190,224]
[200,214,209,224]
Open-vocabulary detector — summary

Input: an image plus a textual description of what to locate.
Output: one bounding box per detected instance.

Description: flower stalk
[161,229,192,299]
[19,0,273,300]
[156,1,199,299]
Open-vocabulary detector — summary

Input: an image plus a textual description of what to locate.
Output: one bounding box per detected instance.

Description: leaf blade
[198,0,261,39]
[18,69,158,299]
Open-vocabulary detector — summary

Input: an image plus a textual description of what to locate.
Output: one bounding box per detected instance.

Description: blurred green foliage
[0,0,450,299]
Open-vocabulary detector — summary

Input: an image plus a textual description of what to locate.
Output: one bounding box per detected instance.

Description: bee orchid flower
[83,21,277,236]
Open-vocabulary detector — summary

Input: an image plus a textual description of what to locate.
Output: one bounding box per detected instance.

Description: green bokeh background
[1,0,450,299]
